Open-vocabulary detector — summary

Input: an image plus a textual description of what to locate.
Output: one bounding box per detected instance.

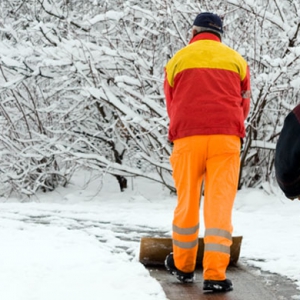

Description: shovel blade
[139,236,243,266]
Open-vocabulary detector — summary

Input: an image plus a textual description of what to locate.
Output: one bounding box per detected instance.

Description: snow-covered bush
[0,0,299,196]
[0,0,177,195]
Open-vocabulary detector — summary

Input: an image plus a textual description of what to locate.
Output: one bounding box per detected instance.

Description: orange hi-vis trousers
[170,135,241,280]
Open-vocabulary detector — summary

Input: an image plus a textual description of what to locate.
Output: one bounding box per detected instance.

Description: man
[163,12,251,292]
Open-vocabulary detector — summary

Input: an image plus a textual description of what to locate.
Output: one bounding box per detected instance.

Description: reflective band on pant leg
[173,238,199,249]
[173,223,199,235]
[204,228,232,256]
[205,228,232,241]
[204,243,230,254]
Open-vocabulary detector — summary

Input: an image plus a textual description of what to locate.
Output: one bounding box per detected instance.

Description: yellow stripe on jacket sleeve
[165,40,248,87]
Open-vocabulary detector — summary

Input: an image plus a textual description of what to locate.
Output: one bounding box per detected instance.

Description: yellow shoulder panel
[165,40,247,87]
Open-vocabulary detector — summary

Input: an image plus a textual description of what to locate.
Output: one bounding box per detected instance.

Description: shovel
[139,236,243,266]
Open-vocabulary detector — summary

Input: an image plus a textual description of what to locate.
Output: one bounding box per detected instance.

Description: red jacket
[164,33,251,141]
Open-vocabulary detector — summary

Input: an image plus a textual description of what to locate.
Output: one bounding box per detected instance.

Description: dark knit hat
[275,104,300,199]
[193,12,223,34]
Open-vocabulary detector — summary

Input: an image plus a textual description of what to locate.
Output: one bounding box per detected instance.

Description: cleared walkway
[147,263,299,300]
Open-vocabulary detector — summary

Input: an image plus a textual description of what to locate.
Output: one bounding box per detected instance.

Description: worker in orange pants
[163,12,251,292]
[170,135,240,279]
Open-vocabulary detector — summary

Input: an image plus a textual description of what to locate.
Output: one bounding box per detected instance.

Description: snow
[1,171,300,299]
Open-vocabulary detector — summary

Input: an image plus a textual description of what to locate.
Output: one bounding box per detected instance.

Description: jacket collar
[189,32,221,44]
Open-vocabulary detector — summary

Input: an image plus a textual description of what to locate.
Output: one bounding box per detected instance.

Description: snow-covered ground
[0,171,300,299]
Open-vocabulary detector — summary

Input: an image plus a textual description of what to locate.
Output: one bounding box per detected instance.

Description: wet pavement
[147,262,300,300]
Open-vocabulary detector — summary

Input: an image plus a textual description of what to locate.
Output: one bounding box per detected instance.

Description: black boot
[203,279,233,292]
[164,253,194,283]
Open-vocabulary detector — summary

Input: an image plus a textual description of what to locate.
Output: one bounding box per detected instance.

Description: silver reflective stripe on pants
[204,228,232,254]
[173,238,198,249]
[204,243,230,254]
[204,228,232,241]
[173,223,199,235]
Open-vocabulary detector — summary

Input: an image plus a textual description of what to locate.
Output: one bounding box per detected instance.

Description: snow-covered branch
[0,0,299,195]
